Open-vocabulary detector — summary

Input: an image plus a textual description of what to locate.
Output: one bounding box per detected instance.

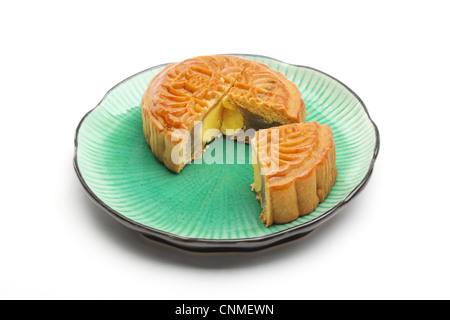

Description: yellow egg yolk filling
[201,100,245,143]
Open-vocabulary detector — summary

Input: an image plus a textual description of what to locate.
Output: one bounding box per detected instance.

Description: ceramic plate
[74,54,380,252]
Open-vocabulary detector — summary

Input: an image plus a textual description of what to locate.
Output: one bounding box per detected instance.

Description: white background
[1,0,449,300]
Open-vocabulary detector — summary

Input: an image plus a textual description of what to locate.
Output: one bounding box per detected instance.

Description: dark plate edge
[73,54,380,253]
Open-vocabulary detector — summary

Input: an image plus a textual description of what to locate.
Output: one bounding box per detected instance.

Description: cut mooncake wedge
[141,55,305,173]
[251,122,338,227]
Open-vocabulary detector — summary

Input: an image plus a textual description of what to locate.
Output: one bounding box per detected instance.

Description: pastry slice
[222,61,305,136]
[251,122,337,227]
[141,55,305,173]
[142,55,247,172]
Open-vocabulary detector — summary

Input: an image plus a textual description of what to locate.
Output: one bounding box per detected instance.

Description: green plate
[74,54,380,252]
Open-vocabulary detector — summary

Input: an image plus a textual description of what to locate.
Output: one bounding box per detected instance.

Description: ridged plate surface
[74,54,379,252]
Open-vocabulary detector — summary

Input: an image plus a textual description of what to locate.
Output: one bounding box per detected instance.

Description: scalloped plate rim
[73,53,380,253]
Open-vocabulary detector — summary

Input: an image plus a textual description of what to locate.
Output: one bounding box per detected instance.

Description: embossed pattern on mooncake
[229,62,290,109]
[227,61,305,125]
[145,56,249,135]
[255,121,320,182]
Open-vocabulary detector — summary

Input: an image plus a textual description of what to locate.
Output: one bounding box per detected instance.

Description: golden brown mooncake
[141,55,306,173]
[251,122,338,227]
